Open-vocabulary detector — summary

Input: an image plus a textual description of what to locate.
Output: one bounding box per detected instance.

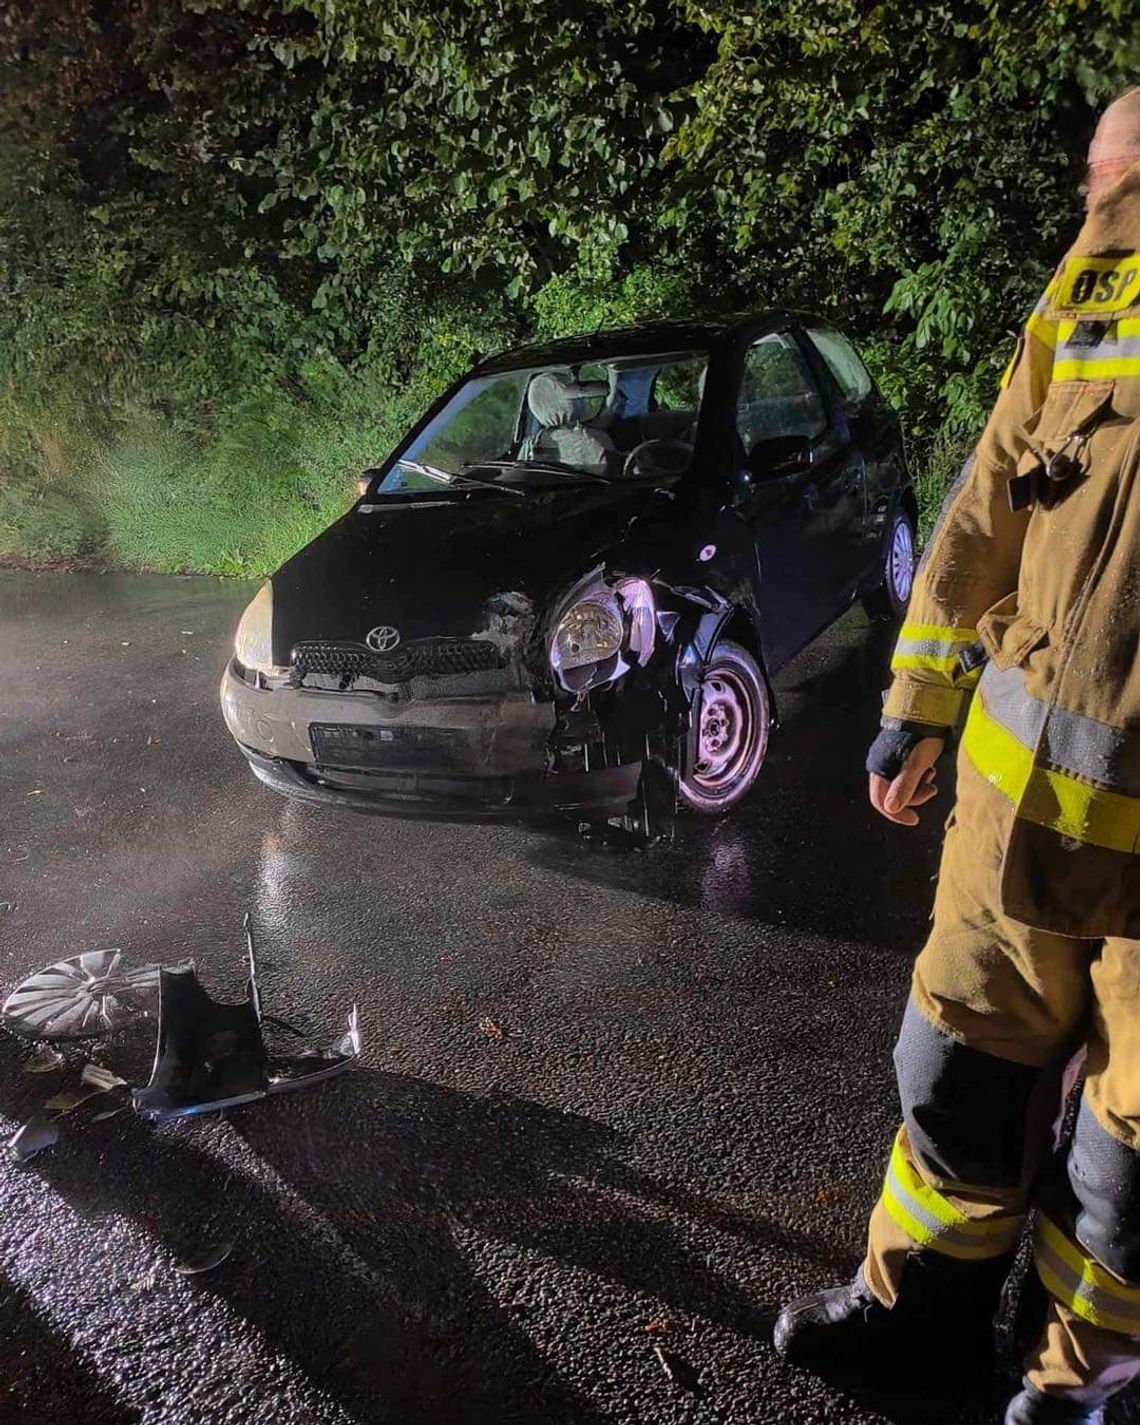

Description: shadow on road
[0,1270,142,1425]
[0,1020,862,1424]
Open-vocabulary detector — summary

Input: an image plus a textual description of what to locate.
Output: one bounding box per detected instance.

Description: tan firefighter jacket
[886,166,1140,938]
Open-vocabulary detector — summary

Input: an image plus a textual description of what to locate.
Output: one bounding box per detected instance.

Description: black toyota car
[221,313,915,831]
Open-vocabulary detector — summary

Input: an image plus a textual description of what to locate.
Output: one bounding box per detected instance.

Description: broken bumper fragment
[132,964,361,1120]
[133,916,362,1121]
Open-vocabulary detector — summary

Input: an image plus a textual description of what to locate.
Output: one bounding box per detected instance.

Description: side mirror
[748,434,812,480]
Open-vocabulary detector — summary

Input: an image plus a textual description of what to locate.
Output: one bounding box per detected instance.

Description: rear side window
[806,326,873,412]
[736,333,826,451]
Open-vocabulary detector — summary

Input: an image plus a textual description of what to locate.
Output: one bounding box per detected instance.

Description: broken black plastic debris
[132,914,361,1121]
[7,1114,60,1163]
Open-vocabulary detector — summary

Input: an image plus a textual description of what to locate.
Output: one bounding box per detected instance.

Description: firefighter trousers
[864,750,1140,1403]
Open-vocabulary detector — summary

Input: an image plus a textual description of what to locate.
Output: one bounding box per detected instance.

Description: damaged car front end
[221,555,730,834]
[220,329,749,831]
[221,312,912,831]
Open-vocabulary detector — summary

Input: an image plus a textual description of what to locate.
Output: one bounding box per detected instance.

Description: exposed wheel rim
[691,665,767,795]
[890,518,915,604]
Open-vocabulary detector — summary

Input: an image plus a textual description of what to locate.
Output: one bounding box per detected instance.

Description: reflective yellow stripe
[892,623,981,681]
[881,1133,1023,1260]
[1023,767,1140,853]
[963,696,1140,854]
[891,653,982,684]
[1036,1216,1140,1336]
[1053,355,1140,382]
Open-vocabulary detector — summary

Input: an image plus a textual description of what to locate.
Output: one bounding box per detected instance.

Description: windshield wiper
[395,457,525,498]
[468,459,616,487]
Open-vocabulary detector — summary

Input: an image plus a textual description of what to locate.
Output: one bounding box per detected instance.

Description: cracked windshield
[377,351,708,493]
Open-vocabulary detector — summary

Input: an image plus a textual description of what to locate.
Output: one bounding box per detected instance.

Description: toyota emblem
[366,625,401,653]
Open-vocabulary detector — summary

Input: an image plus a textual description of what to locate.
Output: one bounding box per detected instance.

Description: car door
[802,322,902,583]
[730,330,865,669]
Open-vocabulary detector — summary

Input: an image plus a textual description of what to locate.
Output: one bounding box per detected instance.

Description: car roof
[473,311,828,374]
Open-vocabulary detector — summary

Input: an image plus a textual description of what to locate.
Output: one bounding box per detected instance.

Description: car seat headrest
[527,370,608,428]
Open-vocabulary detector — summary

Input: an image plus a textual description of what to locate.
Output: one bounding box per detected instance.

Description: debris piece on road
[652,1344,703,1395]
[133,914,361,1121]
[2,950,161,1040]
[80,1062,129,1093]
[43,1084,109,1113]
[22,1045,64,1074]
[128,1266,158,1292]
[173,1240,233,1276]
[91,1104,128,1123]
[644,1317,674,1335]
[0,902,16,913]
[478,1016,504,1040]
[8,1114,60,1163]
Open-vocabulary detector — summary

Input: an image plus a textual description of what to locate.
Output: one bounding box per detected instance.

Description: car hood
[270,483,672,660]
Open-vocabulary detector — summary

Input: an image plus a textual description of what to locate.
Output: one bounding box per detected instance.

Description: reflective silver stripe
[894,636,975,661]
[1055,333,1140,363]
[1054,337,1140,364]
[980,664,1140,796]
[882,1135,1023,1260]
[884,1161,988,1252]
[978,664,1046,749]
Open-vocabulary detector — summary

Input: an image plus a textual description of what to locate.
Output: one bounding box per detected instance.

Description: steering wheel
[621,438,693,480]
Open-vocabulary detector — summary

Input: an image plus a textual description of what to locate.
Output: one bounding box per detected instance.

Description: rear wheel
[863,507,916,621]
[678,640,770,813]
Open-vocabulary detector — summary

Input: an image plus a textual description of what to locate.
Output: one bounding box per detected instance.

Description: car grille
[291,637,504,687]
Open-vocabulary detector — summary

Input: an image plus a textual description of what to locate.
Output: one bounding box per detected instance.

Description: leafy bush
[2,1,1138,572]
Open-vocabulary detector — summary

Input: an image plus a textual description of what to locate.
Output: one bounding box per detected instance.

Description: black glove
[866,720,947,780]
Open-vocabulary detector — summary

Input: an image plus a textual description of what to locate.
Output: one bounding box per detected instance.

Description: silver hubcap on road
[694,669,761,791]
[1,949,159,1040]
[891,519,915,603]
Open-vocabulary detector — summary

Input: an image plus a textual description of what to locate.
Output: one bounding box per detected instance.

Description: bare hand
[869,737,944,827]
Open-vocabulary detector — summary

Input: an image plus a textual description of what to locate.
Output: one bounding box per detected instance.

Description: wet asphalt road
[0,569,1023,1425]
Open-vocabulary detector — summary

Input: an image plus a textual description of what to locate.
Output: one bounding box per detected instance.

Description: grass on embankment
[0,368,427,576]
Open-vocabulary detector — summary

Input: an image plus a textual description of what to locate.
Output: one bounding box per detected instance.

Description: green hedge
[1,1,1137,573]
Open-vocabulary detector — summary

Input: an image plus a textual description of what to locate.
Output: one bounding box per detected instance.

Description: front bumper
[220,660,642,817]
[241,745,641,816]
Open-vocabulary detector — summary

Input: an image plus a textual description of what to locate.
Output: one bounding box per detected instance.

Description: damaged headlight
[550,597,624,673]
[548,576,657,693]
[234,581,284,675]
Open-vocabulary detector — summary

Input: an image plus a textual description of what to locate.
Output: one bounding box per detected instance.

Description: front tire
[863,507,916,621]
[678,640,770,813]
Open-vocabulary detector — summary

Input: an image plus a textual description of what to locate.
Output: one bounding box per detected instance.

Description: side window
[736,334,826,454]
[806,326,873,413]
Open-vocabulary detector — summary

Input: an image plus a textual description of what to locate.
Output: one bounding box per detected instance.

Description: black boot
[1004,1383,1105,1425]
[773,1252,1012,1380]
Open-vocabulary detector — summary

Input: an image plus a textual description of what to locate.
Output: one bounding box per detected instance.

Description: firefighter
[774,90,1140,1425]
